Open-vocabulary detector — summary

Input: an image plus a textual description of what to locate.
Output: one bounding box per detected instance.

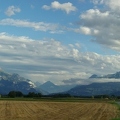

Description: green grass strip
[111,101,120,120]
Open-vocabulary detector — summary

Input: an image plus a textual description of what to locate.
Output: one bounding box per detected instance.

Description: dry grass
[0,100,118,120]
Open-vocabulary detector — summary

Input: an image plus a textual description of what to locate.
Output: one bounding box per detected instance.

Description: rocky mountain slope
[0,70,37,94]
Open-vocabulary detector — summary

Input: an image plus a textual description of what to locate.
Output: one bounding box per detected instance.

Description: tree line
[7,91,71,98]
[7,91,42,98]
[3,91,120,100]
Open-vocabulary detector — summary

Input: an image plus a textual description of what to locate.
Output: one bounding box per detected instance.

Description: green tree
[8,91,16,98]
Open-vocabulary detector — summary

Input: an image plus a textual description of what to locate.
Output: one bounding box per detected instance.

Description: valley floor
[0,100,118,120]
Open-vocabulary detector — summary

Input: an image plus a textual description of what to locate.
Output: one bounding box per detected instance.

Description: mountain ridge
[38,81,76,94]
[89,71,120,79]
[0,70,37,94]
[67,82,120,96]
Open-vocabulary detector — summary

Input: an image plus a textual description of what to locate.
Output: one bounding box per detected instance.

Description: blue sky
[0,0,120,85]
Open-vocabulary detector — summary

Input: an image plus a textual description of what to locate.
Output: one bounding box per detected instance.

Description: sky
[0,0,120,85]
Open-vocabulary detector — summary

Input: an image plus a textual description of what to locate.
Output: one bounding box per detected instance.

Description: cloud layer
[0,33,120,84]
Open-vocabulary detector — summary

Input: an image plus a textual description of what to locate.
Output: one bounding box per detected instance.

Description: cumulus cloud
[74,0,120,51]
[42,1,77,14]
[5,6,21,16]
[0,33,120,84]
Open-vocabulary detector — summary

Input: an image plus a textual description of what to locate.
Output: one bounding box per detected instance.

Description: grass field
[0,98,118,120]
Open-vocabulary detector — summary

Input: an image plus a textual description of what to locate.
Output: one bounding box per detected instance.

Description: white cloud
[42,1,77,14]
[0,18,61,33]
[5,6,21,16]
[80,26,92,35]
[42,5,50,10]
[81,9,109,19]
[71,49,79,58]
[106,0,120,11]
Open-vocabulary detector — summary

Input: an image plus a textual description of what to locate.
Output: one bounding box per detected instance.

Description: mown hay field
[0,100,118,120]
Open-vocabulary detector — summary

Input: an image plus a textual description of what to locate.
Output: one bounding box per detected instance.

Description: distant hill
[67,82,120,96]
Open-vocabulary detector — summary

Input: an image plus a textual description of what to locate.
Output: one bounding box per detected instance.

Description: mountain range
[1,70,120,96]
[0,70,75,95]
[0,70,37,94]
[38,71,120,95]
[66,71,120,96]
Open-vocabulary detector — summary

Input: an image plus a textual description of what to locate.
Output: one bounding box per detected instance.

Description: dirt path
[0,101,118,120]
